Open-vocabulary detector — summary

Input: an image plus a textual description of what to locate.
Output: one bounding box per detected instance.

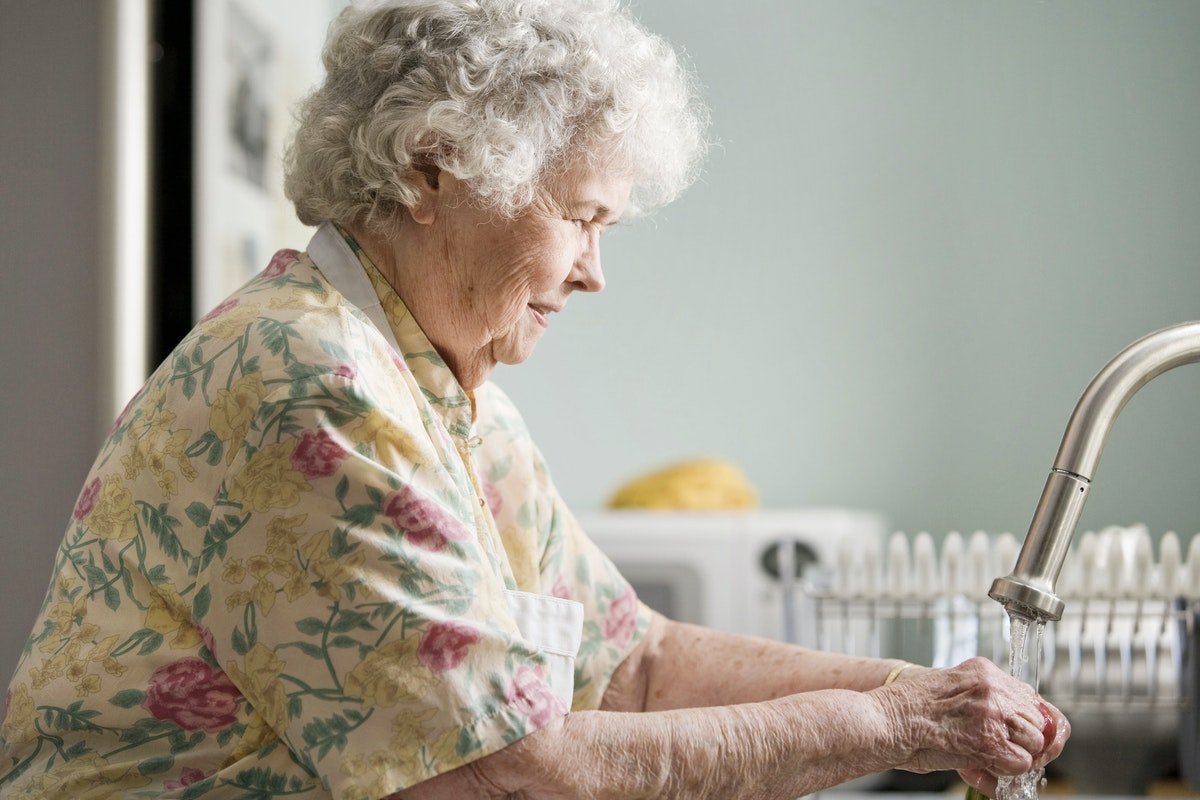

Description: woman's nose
[571,242,605,292]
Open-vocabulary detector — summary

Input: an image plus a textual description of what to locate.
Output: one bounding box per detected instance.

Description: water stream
[995,611,1047,800]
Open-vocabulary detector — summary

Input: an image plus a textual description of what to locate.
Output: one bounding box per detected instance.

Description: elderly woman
[1,1,1067,798]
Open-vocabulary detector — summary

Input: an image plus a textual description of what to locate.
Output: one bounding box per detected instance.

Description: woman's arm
[600,610,924,713]
[397,656,1067,799]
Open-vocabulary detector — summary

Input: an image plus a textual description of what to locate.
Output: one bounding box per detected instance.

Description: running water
[995,610,1047,800]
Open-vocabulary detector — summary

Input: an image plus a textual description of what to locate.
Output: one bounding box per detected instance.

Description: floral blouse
[0,225,651,799]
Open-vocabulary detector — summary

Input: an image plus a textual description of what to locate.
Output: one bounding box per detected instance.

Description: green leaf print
[109,688,147,708]
[103,583,120,611]
[138,753,175,774]
[192,584,211,619]
[180,777,217,799]
[185,501,212,527]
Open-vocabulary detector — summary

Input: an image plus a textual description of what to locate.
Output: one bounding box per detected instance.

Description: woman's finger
[1034,704,1071,767]
[1004,714,1045,760]
[959,767,998,798]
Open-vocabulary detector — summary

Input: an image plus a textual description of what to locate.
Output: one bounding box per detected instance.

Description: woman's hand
[873,656,1070,795]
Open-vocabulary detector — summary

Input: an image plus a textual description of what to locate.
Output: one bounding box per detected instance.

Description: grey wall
[0,1,104,678]
[497,0,1200,537]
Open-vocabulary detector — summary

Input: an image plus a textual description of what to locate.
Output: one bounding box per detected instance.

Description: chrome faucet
[990,321,1200,622]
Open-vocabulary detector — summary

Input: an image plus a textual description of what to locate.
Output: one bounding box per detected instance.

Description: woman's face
[402,161,632,389]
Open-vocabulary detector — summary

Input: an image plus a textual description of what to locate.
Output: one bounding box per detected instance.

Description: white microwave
[576,509,887,641]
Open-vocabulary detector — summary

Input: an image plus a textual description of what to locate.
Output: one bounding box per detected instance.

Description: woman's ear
[406,162,442,225]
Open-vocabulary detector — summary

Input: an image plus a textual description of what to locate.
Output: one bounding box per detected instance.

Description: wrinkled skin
[394,615,1069,800]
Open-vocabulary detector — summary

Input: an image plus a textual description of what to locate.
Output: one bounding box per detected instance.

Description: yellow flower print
[222,558,247,585]
[157,469,178,498]
[75,673,101,697]
[14,753,151,799]
[246,555,272,579]
[144,582,203,649]
[351,409,425,470]
[65,660,87,683]
[267,287,339,312]
[204,303,259,339]
[379,291,408,329]
[283,570,309,602]
[103,656,127,677]
[265,513,307,555]
[300,530,364,601]
[209,372,268,462]
[223,710,278,765]
[343,637,434,707]
[163,428,197,481]
[225,643,287,732]
[47,597,87,633]
[388,706,438,748]
[227,440,312,512]
[85,634,120,662]
[120,448,145,480]
[147,447,168,476]
[423,725,461,767]
[251,578,277,616]
[87,475,137,541]
[1,684,37,745]
[76,623,100,641]
[225,590,252,611]
[129,390,174,440]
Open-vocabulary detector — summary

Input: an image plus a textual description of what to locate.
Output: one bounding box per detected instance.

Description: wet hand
[873,656,1070,782]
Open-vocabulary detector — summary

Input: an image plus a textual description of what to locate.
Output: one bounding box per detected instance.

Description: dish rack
[785,526,1200,793]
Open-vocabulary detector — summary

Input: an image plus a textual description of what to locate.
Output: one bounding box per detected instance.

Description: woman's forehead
[544,163,632,217]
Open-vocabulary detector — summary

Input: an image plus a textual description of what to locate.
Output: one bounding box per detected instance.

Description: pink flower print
[73,477,101,521]
[164,768,211,790]
[334,363,356,381]
[290,429,349,479]
[199,298,238,324]
[263,249,298,278]
[550,576,571,601]
[417,620,483,672]
[507,666,566,729]
[144,657,240,732]
[482,482,503,516]
[384,485,470,552]
[602,586,638,648]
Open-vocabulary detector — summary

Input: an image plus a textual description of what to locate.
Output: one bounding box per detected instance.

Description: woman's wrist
[883,661,920,686]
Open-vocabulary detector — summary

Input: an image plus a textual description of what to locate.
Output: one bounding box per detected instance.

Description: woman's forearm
[606,612,914,713]
[403,656,1068,800]
[405,692,896,799]
[478,689,898,799]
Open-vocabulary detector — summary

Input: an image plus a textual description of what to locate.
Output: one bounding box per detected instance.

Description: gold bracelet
[883,661,918,686]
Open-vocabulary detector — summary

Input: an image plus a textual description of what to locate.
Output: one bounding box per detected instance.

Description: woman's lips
[529,305,549,328]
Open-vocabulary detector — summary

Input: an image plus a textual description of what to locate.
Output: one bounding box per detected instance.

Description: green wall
[497,0,1200,539]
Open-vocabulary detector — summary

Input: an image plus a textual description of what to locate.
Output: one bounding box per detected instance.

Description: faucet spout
[989,321,1200,622]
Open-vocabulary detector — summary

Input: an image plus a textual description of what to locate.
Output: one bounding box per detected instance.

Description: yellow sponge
[606,459,759,510]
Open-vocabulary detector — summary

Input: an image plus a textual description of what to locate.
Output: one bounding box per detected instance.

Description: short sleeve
[528,445,654,712]
[201,374,567,800]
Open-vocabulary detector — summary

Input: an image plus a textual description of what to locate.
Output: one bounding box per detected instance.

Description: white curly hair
[284,0,708,229]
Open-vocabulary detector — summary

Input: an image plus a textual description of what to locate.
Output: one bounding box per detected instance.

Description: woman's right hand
[872,656,1070,791]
